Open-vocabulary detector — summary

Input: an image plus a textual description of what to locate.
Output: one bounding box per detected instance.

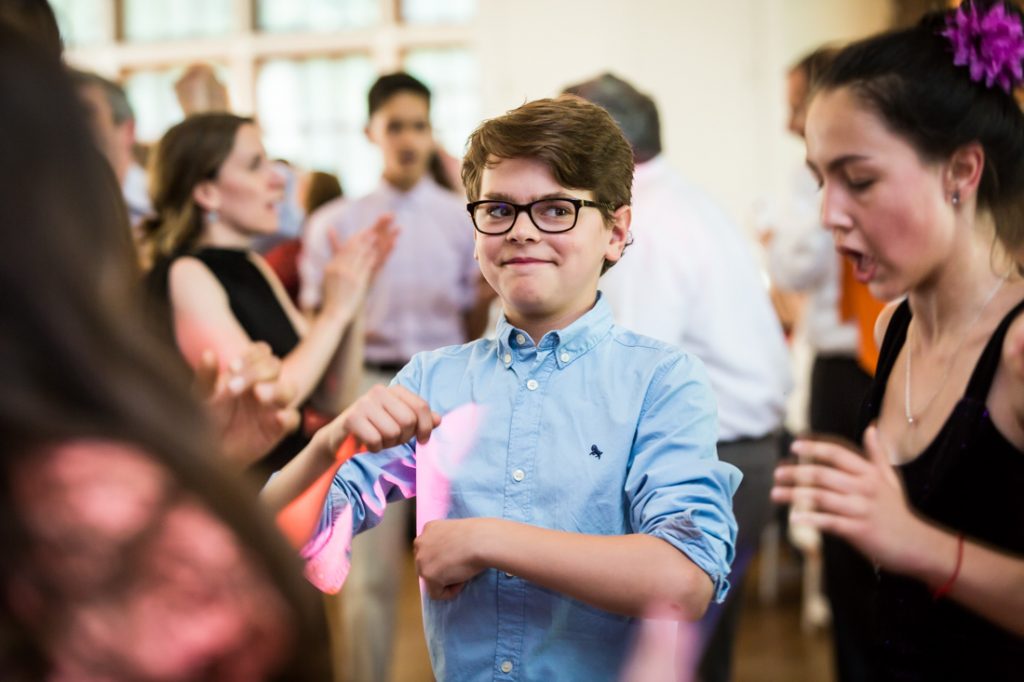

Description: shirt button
[503,353,512,364]
[500,660,514,674]
[512,469,525,482]
[515,333,526,345]
[526,379,539,391]
[560,352,570,362]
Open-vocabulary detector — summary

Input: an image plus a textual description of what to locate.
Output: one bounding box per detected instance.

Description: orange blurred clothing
[9,440,294,681]
[839,257,887,375]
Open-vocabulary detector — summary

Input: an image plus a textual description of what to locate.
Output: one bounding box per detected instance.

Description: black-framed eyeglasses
[466,198,608,235]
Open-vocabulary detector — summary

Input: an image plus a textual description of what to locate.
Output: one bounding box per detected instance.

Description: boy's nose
[506,210,540,241]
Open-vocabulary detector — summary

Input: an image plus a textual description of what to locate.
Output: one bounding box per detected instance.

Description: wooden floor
[384,543,834,682]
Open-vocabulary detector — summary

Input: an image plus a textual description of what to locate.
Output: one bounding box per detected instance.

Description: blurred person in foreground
[0,25,329,681]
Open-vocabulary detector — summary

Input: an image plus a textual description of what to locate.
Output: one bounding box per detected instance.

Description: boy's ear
[192,180,220,212]
[603,204,632,264]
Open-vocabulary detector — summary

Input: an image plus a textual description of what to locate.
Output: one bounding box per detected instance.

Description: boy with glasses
[279,95,739,680]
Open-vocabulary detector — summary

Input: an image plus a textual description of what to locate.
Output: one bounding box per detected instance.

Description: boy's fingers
[347,413,384,452]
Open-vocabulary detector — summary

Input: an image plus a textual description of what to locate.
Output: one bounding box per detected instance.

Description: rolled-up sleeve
[625,352,741,602]
[312,359,424,547]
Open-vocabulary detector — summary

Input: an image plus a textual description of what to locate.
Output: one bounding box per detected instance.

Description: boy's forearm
[477,519,714,620]
[259,428,340,513]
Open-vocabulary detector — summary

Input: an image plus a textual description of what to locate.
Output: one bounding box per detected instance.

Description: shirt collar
[494,293,614,369]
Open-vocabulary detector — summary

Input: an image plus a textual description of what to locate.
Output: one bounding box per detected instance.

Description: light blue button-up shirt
[318,295,740,681]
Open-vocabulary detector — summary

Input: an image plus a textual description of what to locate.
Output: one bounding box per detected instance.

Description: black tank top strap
[963,297,1024,401]
[873,298,911,387]
[859,299,911,429]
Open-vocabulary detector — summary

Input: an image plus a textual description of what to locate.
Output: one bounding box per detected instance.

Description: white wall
[474,0,891,229]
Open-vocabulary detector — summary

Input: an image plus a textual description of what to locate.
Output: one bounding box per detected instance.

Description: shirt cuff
[647,509,733,603]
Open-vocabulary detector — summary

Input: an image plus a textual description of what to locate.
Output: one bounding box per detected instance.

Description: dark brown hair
[141,112,252,266]
[303,170,343,215]
[461,95,634,218]
[0,28,325,680]
[816,0,1024,252]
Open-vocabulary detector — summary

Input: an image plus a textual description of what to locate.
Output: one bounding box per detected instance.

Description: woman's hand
[195,343,300,465]
[320,214,398,322]
[771,426,930,574]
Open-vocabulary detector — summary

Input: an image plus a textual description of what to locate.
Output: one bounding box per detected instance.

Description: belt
[364,360,407,374]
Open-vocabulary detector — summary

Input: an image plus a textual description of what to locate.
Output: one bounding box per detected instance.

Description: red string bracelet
[932,533,965,600]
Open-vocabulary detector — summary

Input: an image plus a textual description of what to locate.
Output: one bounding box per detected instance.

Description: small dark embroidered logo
[589,444,603,459]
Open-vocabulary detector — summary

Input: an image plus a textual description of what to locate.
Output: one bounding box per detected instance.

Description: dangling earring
[205,209,219,224]
[951,190,961,207]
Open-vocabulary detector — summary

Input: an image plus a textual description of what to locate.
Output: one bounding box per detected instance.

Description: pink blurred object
[276,435,359,550]
[302,504,354,594]
[415,403,482,535]
[620,603,699,682]
[300,404,480,593]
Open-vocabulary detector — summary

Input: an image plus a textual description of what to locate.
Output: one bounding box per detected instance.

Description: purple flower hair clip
[941,1,1024,93]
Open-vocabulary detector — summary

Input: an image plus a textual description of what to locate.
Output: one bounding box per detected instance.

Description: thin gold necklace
[904,278,1006,426]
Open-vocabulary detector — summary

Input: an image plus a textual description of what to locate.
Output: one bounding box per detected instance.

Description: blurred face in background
[196,123,284,239]
[366,91,433,192]
[786,68,810,139]
[77,81,130,182]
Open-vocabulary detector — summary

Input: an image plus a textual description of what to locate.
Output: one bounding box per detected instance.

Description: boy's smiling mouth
[503,256,552,266]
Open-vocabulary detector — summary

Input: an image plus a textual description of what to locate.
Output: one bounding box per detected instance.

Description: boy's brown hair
[461,95,634,223]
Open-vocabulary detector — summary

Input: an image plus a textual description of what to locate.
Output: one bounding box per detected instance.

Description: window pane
[257,56,379,197]
[123,0,234,42]
[404,48,480,159]
[257,0,379,33]
[50,0,110,46]
[124,64,230,143]
[402,0,477,24]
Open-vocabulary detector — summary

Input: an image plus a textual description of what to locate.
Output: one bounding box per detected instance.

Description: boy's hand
[414,518,491,600]
[322,384,440,454]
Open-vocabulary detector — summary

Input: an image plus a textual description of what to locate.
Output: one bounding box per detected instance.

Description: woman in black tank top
[142,114,395,480]
[772,2,1024,678]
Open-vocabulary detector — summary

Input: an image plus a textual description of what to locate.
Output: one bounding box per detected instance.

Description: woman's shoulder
[874,298,907,348]
[167,254,232,308]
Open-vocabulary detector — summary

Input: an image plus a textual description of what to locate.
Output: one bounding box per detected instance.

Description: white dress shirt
[601,156,791,441]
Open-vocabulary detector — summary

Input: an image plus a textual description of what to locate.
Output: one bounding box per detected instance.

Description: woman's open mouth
[838,246,877,283]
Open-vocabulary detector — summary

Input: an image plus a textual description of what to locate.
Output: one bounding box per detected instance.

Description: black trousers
[696,433,779,682]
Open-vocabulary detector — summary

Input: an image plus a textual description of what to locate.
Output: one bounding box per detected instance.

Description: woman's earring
[951,190,961,207]
[205,209,219,224]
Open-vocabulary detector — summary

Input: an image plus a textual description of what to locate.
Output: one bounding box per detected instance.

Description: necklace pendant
[907,415,916,426]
